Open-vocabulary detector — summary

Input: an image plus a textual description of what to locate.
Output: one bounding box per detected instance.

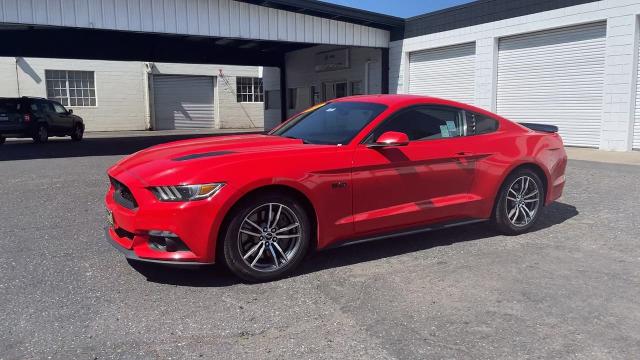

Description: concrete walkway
[566,147,640,166]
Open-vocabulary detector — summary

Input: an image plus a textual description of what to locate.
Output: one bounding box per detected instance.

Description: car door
[51,101,73,133]
[351,105,480,235]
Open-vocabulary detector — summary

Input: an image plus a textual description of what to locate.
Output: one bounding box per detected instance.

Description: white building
[3,0,640,151]
[0,57,267,131]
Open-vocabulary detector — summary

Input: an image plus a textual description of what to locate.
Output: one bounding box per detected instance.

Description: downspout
[15,57,21,97]
[364,60,371,94]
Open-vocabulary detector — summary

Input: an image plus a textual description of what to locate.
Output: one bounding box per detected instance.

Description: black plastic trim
[105,227,214,266]
[520,123,559,133]
[173,151,235,161]
[326,218,487,249]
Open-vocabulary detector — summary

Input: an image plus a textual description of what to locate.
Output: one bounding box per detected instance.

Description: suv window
[370,106,464,142]
[52,102,68,114]
[466,112,499,135]
[0,99,20,114]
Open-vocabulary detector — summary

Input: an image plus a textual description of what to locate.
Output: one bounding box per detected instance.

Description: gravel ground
[1,136,639,359]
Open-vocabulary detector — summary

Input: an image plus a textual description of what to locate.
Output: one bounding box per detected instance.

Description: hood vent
[173,151,235,162]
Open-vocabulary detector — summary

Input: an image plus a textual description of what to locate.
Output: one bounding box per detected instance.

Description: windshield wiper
[283,135,313,144]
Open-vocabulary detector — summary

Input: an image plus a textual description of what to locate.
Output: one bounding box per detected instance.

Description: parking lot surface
[1,136,639,359]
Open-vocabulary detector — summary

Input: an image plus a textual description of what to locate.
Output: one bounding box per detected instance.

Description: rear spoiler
[519,122,558,133]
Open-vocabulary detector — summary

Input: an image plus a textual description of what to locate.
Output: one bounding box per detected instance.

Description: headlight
[150,183,225,202]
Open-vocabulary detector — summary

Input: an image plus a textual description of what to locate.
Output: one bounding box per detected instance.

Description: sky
[324,0,475,18]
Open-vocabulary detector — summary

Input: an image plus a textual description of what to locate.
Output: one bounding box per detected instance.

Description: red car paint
[105,95,567,264]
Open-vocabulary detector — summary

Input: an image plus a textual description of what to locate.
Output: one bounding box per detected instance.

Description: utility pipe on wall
[14,57,21,97]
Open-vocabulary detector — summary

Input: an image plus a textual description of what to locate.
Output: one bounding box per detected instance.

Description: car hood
[108,134,311,185]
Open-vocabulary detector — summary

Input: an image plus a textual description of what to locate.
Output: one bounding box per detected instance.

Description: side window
[40,101,55,114]
[52,102,67,114]
[467,112,499,135]
[372,106,464,142]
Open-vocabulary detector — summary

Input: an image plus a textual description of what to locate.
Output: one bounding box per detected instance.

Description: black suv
[0,97,85,145]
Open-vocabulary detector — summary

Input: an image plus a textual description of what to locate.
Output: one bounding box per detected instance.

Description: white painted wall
[390,0,640,151]
[0,57,267,131]
[0,0,389,48]
[1,57,147,131]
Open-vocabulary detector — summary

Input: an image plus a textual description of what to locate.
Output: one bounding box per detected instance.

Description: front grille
[110,176,138,210]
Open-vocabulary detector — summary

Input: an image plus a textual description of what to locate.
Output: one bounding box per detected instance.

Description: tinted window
[371,106,464,142]
[467,112,499,135]
[272,102,387,145]
[52,102,67,114]
[0,99,19,114]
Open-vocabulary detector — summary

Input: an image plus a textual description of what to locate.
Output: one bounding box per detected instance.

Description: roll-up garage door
[497,22,606,147]
[408,42,476,104]
[153,75,215,130]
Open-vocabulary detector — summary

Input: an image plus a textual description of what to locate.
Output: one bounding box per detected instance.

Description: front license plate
[106,210,114,228]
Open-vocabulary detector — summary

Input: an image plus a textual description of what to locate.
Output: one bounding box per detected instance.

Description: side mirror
[67,109,73,115]
[367,131,410,148]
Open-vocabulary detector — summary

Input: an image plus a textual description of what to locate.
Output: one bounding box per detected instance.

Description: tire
[32,124,48,143]
[492,168,545,235]
[71,123,84,141]
[221,192,312,282]
[0,136,5,145]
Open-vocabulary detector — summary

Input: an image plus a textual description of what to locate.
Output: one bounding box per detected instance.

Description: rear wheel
[32,124,48,143]
[221,193,312,282]
[492,168,544,235]
[71,123,84,141]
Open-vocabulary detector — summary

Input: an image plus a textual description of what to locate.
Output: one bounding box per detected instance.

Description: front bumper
[104,227,212,266]
[104,171,230,264]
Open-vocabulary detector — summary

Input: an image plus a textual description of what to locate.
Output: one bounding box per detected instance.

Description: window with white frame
[45,70,96,107]
[236,77,264,103]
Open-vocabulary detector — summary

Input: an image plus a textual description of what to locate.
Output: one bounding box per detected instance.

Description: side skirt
[326,218,488,249]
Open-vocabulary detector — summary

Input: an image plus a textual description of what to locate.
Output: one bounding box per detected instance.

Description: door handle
[456,151,474,156]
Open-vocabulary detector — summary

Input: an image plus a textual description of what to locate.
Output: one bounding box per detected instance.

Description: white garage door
[497,22,606,147]
[153,75,215,130]
[408,42,476,104]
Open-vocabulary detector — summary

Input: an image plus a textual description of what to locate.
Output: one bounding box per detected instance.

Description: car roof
[331,94,490,114]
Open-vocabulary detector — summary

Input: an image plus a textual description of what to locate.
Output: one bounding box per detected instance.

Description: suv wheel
[33,124,48,143]
[71,124,84,141]
[221,193,312,282]
[493,168,545,235]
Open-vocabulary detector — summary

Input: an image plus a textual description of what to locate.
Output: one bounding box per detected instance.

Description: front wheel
[492,168,544,235]
[71,123,84,141]
[221,193,312,282]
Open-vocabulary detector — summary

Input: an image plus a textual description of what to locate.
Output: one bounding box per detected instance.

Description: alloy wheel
[505,175,540,227]
[238,203,302,272]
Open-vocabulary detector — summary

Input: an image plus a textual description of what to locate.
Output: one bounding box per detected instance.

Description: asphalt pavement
[1,135,638,359]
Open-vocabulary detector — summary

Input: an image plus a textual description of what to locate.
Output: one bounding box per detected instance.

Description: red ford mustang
[105,95,567,281]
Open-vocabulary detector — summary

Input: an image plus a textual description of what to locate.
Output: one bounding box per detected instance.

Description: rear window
[0,99,20,114]
[467,112,499,135]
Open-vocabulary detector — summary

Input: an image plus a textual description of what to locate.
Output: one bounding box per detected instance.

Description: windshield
[271,102,387,145]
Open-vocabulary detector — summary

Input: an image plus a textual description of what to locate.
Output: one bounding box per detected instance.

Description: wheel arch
[493,162,549,215]
[215,184,319,263]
